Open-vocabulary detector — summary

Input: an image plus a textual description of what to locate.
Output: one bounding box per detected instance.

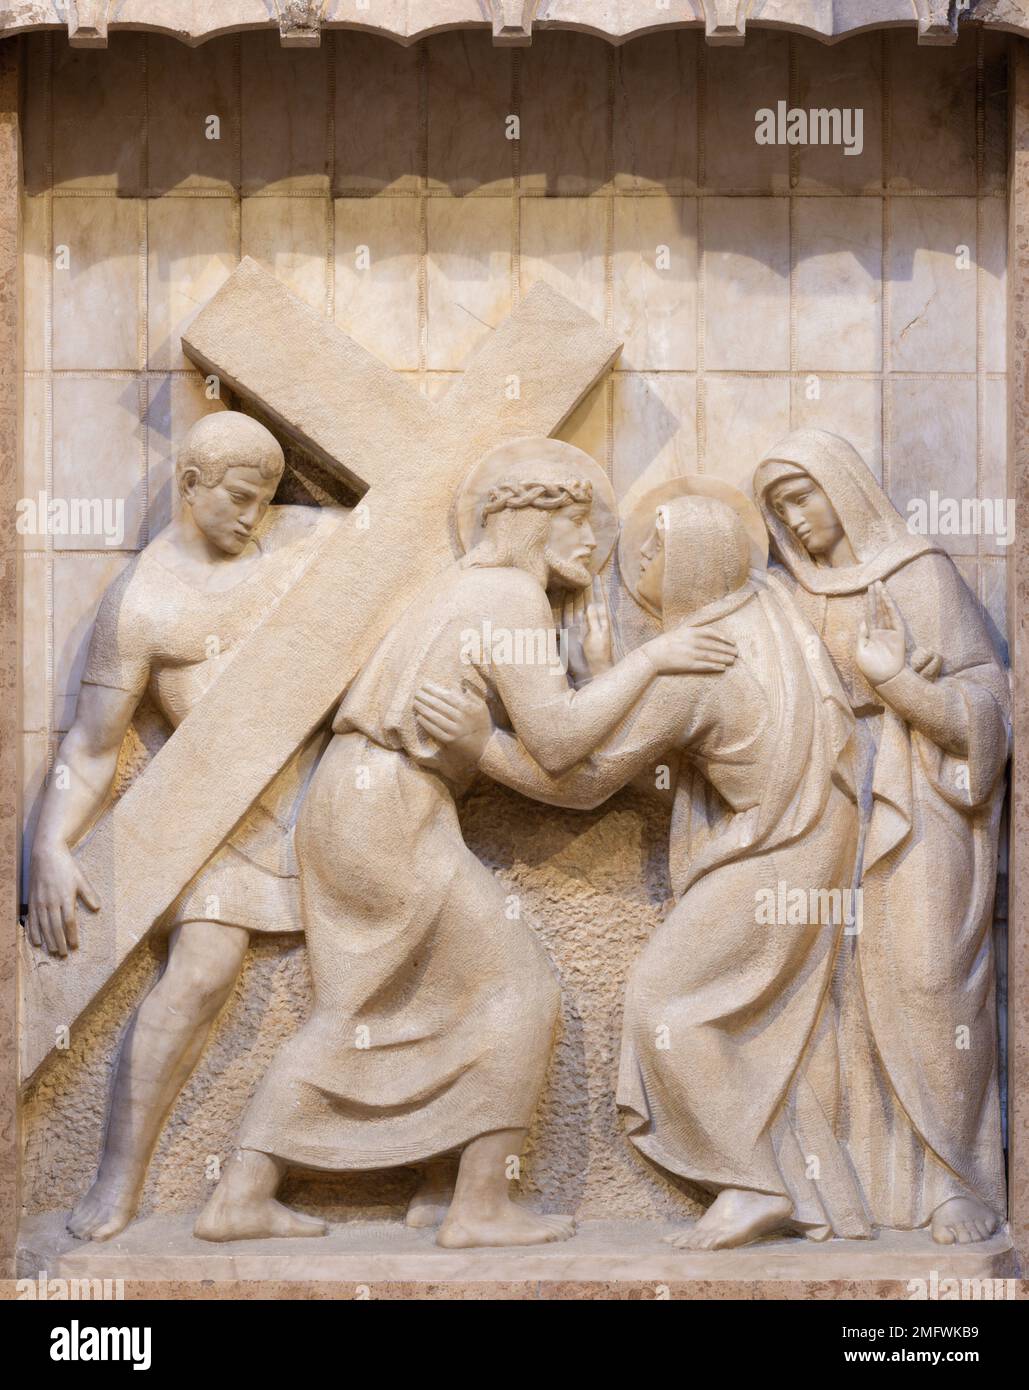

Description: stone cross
[20,257,621,1081]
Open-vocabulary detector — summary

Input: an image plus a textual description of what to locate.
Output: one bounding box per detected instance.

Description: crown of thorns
[480,478,593,521]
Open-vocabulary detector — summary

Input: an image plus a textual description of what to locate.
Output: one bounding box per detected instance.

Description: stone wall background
[19,26,1010,1221]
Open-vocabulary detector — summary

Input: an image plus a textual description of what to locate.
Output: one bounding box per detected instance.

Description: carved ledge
[916,0,964,44]
[278,0,322,47]
[703,0,749,45]
[488,0,534,47]
[67,0,107,48]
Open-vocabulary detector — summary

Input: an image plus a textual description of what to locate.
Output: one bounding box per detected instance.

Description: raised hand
[855,580,907,686]
[561,578,614,684]
[644,625,738,675]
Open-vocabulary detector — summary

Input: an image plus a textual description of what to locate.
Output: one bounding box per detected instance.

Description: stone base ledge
[15,1213,1017,1287]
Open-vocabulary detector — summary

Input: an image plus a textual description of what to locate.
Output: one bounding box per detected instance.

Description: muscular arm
[28,683,138,954]
[491,646,661,777]
[486,578,732,776]
[481,673,698,809]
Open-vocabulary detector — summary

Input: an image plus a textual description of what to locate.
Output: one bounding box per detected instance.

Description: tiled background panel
[886,33,978,195]
[612,31,699,196]
[520,196,607,324]
[51,38,146,194]
[887,377,980,559]
[887,198,979,375]
[52,197,141,371]
[703,30,791,195]
[147,37,239,194]
[241,197,331,314]
[703,197,791,373]
[612,373,699,506]
[519,31,611,197]
[793,32,883,195]
[334,33,422,195]
[333,197,422,371]
[240,33,330,195]
[612,197,698,372]
[425,31,515,197]
[20,22,1008,770]
[50,377,147,553]
[425,198,514,371]
[793,198,883,373]
[146,196,237,371]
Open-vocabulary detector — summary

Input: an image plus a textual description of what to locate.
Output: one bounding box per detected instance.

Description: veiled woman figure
[753,429,1010,1245]
[417,488,869,1249]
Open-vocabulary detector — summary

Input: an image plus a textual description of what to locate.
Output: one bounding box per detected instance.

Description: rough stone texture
[0,39,18,1280]
[11,26,1017,1249]
[1008,38,1029,1273]
[1,1,1029,45]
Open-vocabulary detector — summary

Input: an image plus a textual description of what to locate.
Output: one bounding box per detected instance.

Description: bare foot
[666,1190,793,1251]
[194,1186,327,1243]
[406,1161,457,1229]
[931,1196,1000,1246]
[68,1177,141,1242]
[437,1201,575,1249]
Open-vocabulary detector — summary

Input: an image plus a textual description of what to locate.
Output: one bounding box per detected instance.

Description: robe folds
[755,430,1010,1227]
[479,497,869,1235]
[239,556,666,1170]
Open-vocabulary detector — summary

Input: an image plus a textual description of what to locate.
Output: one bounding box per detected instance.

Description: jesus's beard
[544,548,593,591]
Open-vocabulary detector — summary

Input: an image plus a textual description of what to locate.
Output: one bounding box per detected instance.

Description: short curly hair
[176,412,285,490]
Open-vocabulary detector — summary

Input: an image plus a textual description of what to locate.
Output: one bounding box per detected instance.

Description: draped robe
[754,429,1010,1228]
[237,555,666,1170]
[478,498,868,1235]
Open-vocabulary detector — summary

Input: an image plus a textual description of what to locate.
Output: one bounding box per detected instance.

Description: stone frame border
[0,19,1026,1294]
[0,2,1028,50]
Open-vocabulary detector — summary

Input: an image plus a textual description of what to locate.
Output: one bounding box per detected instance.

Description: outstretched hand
[855,580,907,686]
[644,625,738,676]
[414,682,494,769]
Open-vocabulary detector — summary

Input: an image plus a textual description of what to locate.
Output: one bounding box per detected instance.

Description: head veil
[658,495,755,627]
[753,429,941,596]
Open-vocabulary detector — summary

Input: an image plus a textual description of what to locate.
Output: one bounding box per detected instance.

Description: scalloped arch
[2,2,1028,51]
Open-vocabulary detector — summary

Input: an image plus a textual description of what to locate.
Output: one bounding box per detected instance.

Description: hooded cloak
[479,496,866,1233]
[754,429,1009,1226]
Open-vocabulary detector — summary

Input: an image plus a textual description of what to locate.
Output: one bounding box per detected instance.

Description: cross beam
[20,258,621,1081]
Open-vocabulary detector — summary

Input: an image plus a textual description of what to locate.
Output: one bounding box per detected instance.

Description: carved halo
[619,475,769,613]
[455,437,618,574]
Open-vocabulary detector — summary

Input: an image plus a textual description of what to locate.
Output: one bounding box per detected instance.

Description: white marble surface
[18,1212,1017,1284]
[3,2,1027,45]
